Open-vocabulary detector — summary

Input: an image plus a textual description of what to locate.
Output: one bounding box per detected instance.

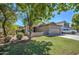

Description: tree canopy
[16,3,57,40]
[72,14,79,30]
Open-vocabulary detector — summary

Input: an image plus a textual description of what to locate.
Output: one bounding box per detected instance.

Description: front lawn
[33,36,79,55]
[1,36,79,55]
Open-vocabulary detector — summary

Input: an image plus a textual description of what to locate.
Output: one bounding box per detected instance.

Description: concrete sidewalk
[59,34,79,41]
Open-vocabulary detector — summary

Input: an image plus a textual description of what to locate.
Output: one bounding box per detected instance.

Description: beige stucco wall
[36,24,61,34]
[48,26,61,34]
[36,25,49,32]
[31,32,43,37]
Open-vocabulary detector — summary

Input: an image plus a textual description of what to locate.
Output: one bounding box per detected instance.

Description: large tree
[0,4,16,37]
[16,3,56,40]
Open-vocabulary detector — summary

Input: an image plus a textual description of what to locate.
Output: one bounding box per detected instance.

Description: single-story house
[32,22,62,36]
[25,21,71,36]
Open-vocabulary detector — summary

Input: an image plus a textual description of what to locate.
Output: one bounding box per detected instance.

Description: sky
[15,10,78,26]
[49,10,75,23]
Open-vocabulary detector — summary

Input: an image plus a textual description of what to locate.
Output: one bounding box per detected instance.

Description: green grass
[1,36,79,55]
[32,36,79,55]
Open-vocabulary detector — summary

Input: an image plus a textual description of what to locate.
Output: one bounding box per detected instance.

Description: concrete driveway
[59,34,79,41]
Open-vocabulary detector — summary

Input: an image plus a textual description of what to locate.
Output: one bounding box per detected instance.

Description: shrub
[7,40,53,55]
[16,33,24,40]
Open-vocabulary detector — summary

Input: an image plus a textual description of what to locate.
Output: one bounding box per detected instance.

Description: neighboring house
[56,21,71,30]
[56,21,70,28]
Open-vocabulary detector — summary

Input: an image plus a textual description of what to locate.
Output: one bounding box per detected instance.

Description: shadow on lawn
[3,40,53,55]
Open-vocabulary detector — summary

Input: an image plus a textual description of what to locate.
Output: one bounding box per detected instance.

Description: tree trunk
[28,21,32,40]
[0,9,7,37]
[27,5,32,40]
[27,18,32,40]
[2,20,7,37]
[28,29,32,40]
